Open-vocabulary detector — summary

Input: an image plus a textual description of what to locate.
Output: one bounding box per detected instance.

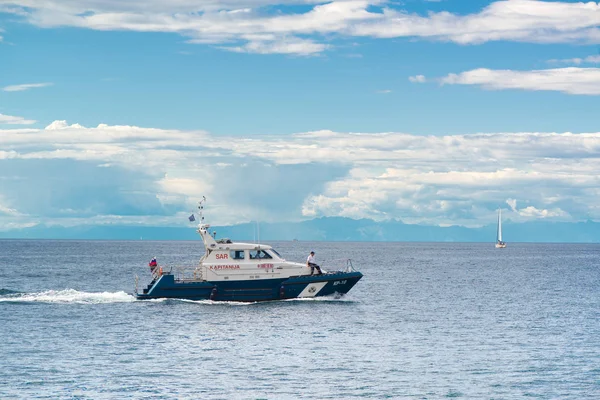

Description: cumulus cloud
[2,82,53,92]
[45,120,84,130]
[518,206,568,218]
[440,67,600,95]
[1,1,599,55]
[503,198,568,219]
[1,121,600,228]
[0,113,36,125]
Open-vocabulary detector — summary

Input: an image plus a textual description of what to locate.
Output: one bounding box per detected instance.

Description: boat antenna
[198,196,206,224]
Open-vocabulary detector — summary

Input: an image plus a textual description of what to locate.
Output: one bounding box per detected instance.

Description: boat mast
[195,196,218,250]
[198,196,206,224]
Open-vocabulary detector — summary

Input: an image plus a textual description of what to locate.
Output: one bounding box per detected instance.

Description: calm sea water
[1,240,599,399]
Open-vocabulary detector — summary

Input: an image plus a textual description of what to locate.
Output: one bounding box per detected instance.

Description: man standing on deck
[306,251,323,276]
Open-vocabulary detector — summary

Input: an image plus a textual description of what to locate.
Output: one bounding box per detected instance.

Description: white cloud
[503,198,568,220]
[506,198,517,212]
[0,113,36,125]
[440,67,600,95]
[2,82,53,92]
[45,120,84,130]
[2,121,600,227]
[220,37,328,55]
[158,176,214,201]
[375,89,391,94]
[518,206,568,219]
[0,200,22,216]
[409,75,426,83]
[353,1,600,44]
[548,55,600,65]
[1,1,600,55]
[586,55,600,63]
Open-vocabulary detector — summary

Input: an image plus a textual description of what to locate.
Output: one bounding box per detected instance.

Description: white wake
[0,289,136,304]
[177,299,256,306]
[284,293,350,302]
[0,290,353,304]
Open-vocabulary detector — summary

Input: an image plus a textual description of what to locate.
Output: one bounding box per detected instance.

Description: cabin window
[249,250,272,260]
[230,250,245,260]
[270,249,282,258]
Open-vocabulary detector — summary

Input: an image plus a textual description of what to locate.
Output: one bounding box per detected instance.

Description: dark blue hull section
[136,271,363,302]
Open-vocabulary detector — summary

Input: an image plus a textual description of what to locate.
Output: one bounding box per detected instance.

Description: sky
[1,0,600,231]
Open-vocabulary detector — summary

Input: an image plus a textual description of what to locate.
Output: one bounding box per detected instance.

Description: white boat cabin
[196,224,309,281]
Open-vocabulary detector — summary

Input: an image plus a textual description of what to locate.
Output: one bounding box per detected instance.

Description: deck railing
[322,258,356,273]
[172,265,203,281]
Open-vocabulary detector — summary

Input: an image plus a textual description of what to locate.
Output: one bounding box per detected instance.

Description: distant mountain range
[1,217,600,242]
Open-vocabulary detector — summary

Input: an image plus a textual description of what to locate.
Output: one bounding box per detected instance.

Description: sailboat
[495,208,507,248]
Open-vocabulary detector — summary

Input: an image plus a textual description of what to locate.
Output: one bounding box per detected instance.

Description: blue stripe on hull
[136,271,363,302]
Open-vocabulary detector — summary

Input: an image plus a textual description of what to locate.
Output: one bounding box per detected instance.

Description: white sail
[497,208,503,242]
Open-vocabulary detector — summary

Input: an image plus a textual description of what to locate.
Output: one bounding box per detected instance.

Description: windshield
[270,249,283,258]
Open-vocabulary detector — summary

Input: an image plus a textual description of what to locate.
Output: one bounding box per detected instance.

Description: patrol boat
[135,206,363,302]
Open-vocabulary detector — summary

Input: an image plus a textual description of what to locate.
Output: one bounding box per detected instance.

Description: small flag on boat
[188,214,196,222]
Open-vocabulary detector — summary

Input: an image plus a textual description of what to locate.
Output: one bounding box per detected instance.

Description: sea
[1,240,599,399]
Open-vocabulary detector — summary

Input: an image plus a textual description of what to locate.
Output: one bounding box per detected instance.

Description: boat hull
[136,271,363,302]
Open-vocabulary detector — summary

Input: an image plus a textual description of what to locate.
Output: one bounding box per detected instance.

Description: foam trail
[177,299,256,306]
[177,295,352,305]
[0,289,136,304]
[284,293,353,302]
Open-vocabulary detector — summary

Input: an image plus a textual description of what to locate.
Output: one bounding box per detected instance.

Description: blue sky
[1,0,600,231]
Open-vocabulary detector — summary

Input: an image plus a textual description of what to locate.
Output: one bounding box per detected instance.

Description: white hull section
[298,281,328,298]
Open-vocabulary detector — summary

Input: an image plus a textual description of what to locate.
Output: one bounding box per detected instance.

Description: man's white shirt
[307,254,316,264]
